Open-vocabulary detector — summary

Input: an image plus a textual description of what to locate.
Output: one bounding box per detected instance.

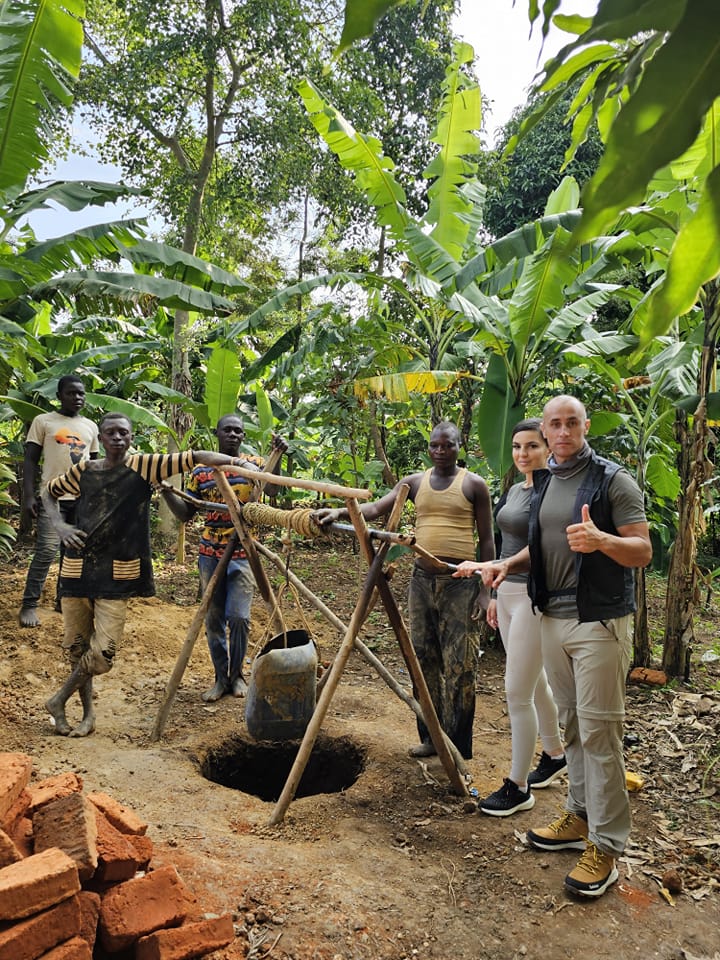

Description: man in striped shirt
[41,412,249,738]
[161,414,286,702]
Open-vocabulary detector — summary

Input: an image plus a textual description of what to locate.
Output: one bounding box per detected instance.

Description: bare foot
[69,714,96,738]
[231,676,248,697]
[19,607,41,628]
[202,679,230,702]
[45,694,71,736]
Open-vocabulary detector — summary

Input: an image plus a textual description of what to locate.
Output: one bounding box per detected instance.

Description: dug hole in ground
[1,537,719,960]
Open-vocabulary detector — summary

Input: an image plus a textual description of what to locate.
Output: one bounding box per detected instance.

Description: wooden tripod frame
[150,467,470,821]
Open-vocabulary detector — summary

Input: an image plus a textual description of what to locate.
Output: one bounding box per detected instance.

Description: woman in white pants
[477,419,566,816]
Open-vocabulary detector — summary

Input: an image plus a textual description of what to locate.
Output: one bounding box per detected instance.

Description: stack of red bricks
[0,753,235,959]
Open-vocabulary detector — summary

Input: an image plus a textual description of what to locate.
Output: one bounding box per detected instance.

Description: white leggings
[496,581,563,784]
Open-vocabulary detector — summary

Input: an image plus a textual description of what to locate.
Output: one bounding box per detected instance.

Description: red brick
[1,789,30,835]
[0,830,21,869]
[27,774,83,816]
[92,811,138,884]
[0,848,80,920]
[33,794,98,883]
[76,891,100,951]
[135,914,235,960]
[86,792,147,836]
[629,666,668,687]
[125,832,153,870]
[7,817,33,860]
[0,893,80,960]
[36,936,91,959]
[0,754,33,821]
[98,865,188,952]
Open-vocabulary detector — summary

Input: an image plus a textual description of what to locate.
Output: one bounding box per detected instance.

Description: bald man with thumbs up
[455,395,651,899]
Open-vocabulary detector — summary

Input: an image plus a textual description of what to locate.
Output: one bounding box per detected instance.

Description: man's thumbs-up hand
[566,503,602,553]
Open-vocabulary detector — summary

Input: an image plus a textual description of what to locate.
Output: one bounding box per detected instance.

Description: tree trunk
[368,401,396,488]
[632,568,651,667]
[662,281,719,678]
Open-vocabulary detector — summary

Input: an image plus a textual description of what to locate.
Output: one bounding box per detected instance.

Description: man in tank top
[314,421,494,759]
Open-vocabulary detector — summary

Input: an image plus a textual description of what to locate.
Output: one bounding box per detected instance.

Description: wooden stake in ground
[268,501,399,826]
[213,468,286,637]
[150,534,238,742]
[151,446,284,740]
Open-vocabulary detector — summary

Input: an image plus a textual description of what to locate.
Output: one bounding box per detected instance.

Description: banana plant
[296,43,487,416]
[296,43,647,472]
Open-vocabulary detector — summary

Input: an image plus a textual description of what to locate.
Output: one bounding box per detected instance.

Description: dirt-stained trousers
[408,567,480,760]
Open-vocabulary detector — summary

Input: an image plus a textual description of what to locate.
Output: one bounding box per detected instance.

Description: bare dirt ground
[1,533,719,960]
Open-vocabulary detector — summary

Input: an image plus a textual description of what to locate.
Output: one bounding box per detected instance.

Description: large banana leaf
[353,371,465,402]
[455,211,583,292]
[336,0,397,56]
[639,165,720,341]
[297,78,408,241]
[84,392,173,435]
[670,98,720,182]
[0,0,85,193]
[204,345,241,426]
[224,271,390,339]
[566,0,720,245]
[3,179,139,228]
[0,395,46,421]
[424,41,481,260]
[508,230,577,349]
[120,240,253,295]
[139,382,209,427]
[242,324,302,382]
[32,270,237,316]
[473,353,524,479]
[34,341,165,374]
[403,222,462,288]
[18,220,145,269]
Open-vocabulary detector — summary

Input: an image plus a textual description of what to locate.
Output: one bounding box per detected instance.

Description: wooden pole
[213,468,285,635]
[220,465,370,500]
[346,497,469,797]
[150,534,237,742]
[150,446,285,742]
[267,501,395,825]
[254,539,468,776]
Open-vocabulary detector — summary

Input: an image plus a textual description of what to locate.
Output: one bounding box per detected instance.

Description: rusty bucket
[245,629,318,741]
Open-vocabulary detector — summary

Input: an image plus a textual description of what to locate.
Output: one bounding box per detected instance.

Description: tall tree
[76,0,319,439]
[73,0,459,443]
[483,84,603,237]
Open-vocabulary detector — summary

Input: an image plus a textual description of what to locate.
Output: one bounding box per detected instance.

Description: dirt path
[1,541,719,960]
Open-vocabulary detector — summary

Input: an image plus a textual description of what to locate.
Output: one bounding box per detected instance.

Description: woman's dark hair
[511,417,546,442]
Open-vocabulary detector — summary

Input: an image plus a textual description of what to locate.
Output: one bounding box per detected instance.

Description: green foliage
[521,0,720,340]
[336,0,398,55]
[0,0,84,193]
[204,346,241,428]
[484,83,603,237]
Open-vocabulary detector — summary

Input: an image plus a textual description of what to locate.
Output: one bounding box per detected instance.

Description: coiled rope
[241,501,323,538]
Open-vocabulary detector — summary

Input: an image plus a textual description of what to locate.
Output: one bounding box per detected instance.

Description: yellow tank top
[414,468,476,561]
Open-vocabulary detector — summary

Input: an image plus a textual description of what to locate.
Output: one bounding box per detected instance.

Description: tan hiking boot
[526,811,588,851]
[565,841,618,897]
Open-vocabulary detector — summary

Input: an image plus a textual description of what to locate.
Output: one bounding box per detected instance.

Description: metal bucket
[245,629,318,741]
